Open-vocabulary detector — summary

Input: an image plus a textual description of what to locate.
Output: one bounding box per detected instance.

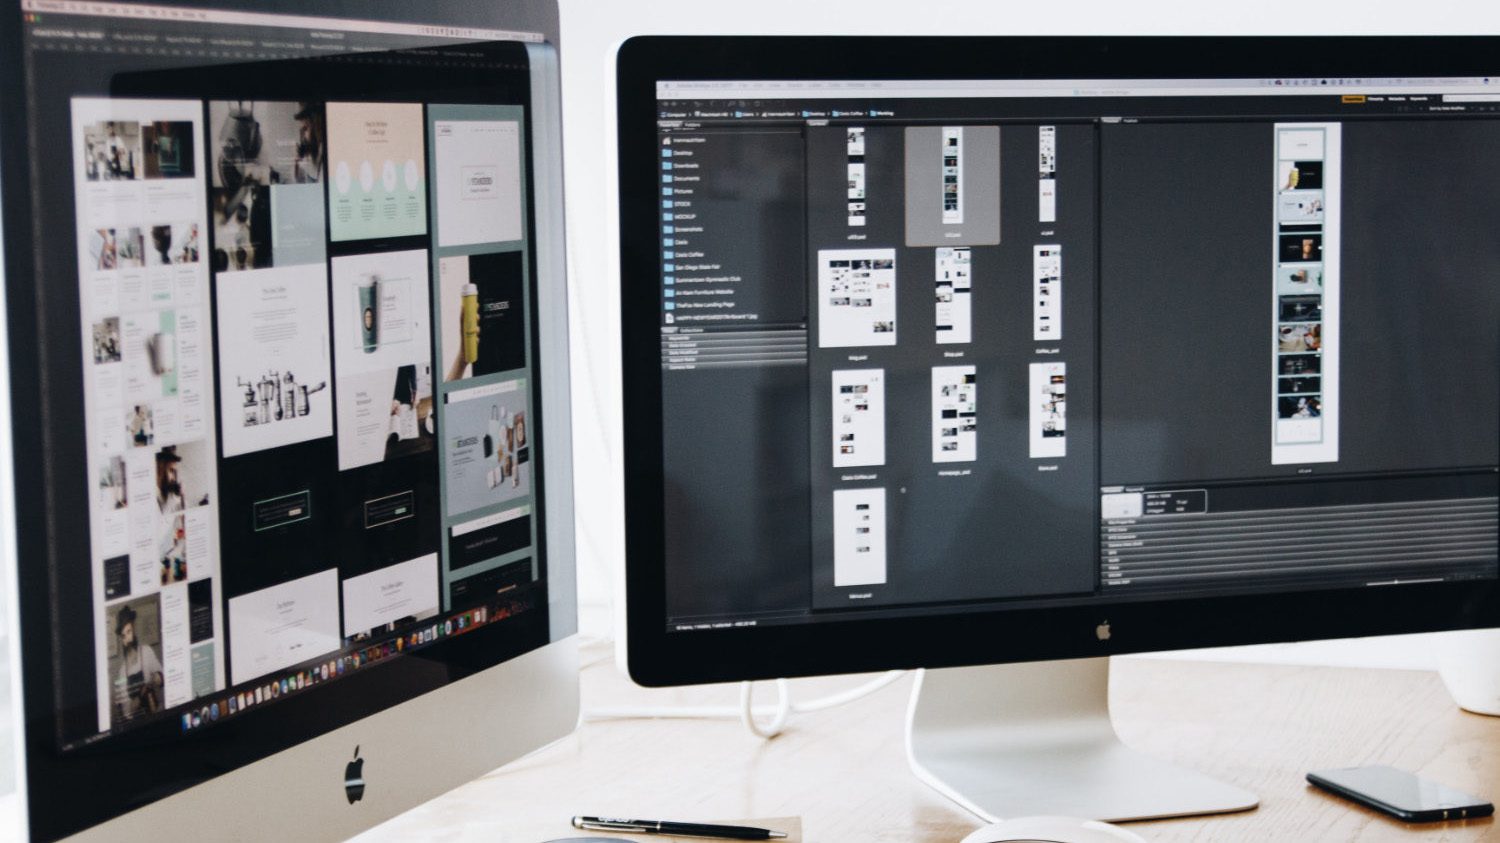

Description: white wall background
[552,0,1500,667]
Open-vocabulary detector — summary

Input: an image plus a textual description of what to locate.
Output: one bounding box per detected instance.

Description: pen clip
[578,820,651,833]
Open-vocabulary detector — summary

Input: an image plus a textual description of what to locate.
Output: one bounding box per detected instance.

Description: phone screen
[1311,766,1492,818]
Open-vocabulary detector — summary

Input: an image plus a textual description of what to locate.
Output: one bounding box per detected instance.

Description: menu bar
[23,0,544,42]
[659,77,1497,100]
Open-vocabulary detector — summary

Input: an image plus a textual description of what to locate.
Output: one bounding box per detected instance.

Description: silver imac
[0,1,576,840]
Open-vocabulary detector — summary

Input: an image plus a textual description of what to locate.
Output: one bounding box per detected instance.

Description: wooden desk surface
[358,650,1500,842]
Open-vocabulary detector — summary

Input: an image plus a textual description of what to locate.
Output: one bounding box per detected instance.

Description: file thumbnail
[1029,362,1067,459]
[935,247,972,344]
[328,102,427,241]
[818,248,896,348]
[832,369,885,468]
[431,106,523,248]
[932,365,977,463]
[441,379,530,517]
[438,251,526,382]
[331,249,435,469]
[904,125,1001,246]
[215,263,333,457]
[833,488,886,588]
[209,101,326,272]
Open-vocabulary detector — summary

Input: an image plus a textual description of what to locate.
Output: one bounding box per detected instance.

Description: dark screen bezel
[617,35,1500,687]
[0,3,562,840]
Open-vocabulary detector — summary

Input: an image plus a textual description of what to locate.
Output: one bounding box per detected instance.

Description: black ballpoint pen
[571,816,788,840]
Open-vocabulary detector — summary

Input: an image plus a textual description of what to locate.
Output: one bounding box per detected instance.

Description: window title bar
[22,0,544,42]
[658,77,1496,100]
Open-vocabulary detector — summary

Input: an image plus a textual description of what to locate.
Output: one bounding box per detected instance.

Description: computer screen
[4,1,573,838]
[624,48,1499,647]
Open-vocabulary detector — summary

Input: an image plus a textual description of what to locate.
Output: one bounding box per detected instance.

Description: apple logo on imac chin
[345,745,366,805]
[1095,620,1111,642]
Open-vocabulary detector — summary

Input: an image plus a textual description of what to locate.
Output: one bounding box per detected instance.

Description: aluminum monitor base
[905,657,1259,823]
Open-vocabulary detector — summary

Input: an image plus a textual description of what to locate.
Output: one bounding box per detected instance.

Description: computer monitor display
[3,2,575,840]
[618,38,1500,686]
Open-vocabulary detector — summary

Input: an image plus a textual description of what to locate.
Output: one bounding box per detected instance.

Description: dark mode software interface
[19,3,556,748]
[652,77,1500,631]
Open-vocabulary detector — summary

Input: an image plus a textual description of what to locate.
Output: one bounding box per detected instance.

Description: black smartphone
[1308,765,1494,822]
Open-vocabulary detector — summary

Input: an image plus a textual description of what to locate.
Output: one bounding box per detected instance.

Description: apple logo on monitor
[345,745,365,804]
[1095,620,1111,642]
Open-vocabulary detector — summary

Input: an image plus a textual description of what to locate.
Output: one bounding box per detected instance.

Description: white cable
[582,670,907,738]
[736,671,906,738]
[787,670,906,714]
[739,679,791,738]
[586,703,782,720]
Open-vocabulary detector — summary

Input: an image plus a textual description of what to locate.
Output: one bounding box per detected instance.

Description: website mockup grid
[654,77,1500,630]
[27,8,549,747]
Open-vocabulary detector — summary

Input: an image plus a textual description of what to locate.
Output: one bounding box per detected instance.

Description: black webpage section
[450,513,531,570]
[805,122,1098,608]
[218,442,344,597]
[327,458,442,584]
[450,557,532,607]
[24,39,533,747]
[660,127,812,624]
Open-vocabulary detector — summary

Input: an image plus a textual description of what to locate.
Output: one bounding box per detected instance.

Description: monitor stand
[905,657,1259,823]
